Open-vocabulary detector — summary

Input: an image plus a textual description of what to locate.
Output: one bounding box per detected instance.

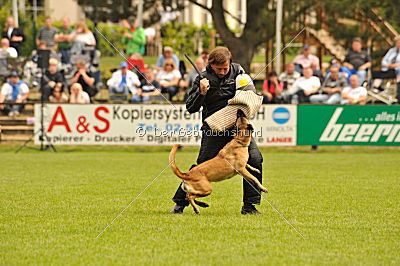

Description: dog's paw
[260,186,268,193]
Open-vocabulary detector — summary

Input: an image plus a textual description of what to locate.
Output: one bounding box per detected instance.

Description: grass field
[1,145,399,265]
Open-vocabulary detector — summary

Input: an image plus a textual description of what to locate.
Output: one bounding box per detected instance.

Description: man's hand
[48,81,56,88]
[199,78,209,95]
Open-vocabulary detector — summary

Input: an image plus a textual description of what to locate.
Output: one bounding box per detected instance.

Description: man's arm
[186,75,206,114]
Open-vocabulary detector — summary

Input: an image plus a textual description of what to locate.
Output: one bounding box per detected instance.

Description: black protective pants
[172,133,263,206]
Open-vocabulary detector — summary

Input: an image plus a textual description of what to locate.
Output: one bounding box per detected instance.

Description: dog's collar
[235,139,249,147]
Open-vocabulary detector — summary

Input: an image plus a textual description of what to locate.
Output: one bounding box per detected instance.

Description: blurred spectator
[144,27,156,44]
[341,74,367,105]
[262,71,284,104]
[279,63,301,93]
[0,38,18,79]
[293,44,320,74]
[156,46,179,70]
[40,58,65,101]
[49,86,68,103]
[342,38,371,85]
[36,17,58,50]
[126,52,146,73]
[179,57,204,96]
[156,58,181,100]
[70,60,96,97]
[70,20,96,56]
[122,18,146,56]
[292,67,321,103]
[56,18,73,64]
[310,65,347,104]
[372,37,400,102]
[1,16,25,56]
[107,61,140,95]
[0,71,29,116]
[198,49,210,65]
[69,83,90,104]
[132,67,161,103]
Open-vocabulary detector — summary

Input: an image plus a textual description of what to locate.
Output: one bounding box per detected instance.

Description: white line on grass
[224,158,306,240]
[95,160,174,239]
[94,25,176,108]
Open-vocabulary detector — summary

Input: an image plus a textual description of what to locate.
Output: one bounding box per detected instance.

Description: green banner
[297,105,400,146]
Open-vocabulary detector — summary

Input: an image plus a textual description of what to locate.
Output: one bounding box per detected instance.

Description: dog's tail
[169,144,189,180]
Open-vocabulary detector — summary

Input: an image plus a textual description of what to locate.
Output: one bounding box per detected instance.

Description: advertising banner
[297,105,400,146]
[34,104,297,146]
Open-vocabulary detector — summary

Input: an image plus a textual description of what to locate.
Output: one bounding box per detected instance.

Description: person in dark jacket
[171,47,264,215]
[1,16,25,56]
[40,58,65,101]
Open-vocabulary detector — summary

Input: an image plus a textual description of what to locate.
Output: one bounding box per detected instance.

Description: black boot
[171,204,185,214]
[241,203,263,215]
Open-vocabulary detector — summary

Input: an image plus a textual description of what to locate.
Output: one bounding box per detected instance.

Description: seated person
[262,71,284,104]
[291,67,321,103]
[156,58,181,100]
[342,38,371,86]
[49,86,68,103]
[179,57,204,98]
[156,46,179,70]
[0,71,29,116]
[70,60,96,97]
[279,63,300,92]
[310,65,347,104]
[40,58,65,101]
[69,83,90,104]
[293,44,320,76]
[341,74,367,105]
[132,67,161,103]
[126,52,146,73]
[0,38,18,78]
[107,61,140,95]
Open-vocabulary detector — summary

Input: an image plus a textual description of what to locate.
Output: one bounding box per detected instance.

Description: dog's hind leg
[186,193,200,214]
[239,168,268,193]
[246,164,261,174]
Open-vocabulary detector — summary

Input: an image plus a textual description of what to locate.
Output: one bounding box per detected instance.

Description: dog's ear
[247,124,254,132]
[237,109,246,118]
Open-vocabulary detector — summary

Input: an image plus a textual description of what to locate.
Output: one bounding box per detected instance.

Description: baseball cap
[303,44,311,49]
[236,73,255,90]
[120,61,128,68]
[9,71,19,77]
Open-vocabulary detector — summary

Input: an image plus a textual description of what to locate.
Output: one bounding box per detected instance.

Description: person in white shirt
[0,38,17,58]
[0,71,29,116]
[69,83,90,104]
[341,74,367,105]
[291,67,321,103]
[156,58,182,100]
[107,61,140,95]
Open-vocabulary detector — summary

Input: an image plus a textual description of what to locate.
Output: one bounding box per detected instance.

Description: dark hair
[268,71,278,78]
[208,47,231,66]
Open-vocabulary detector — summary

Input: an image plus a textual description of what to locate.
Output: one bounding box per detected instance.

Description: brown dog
[169,109,268,214]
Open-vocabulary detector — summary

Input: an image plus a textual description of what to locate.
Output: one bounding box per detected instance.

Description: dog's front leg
[239,168,268,193]
[246,164,261,174]
[186,193,200,214]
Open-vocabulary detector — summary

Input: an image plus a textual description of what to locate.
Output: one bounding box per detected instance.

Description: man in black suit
[2,16,25,56]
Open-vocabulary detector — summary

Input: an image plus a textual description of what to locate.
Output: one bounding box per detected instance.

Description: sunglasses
[165,64,174,67]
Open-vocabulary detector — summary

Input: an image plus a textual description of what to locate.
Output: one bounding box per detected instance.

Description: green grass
[1,146,399,264]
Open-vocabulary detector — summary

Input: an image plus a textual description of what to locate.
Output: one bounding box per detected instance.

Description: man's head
[8,71,19,84]
[352,38,362,52]
[76,60,86,70]
[163,46,173,58]
[303,67,313,78]
[349,74,359,88]
[195,57,205,72]
[330,65,340,79]
[303,44,311,56]
[62,18,70,29]
[48,58,58,74]
[285,63,295,74]
[201,49,209,64]
[208,46,231,78]
[6,16,15,28]
[38,41,48,50]
[1,38,10,49]
[144,67,154,80]
[44,17,52,28]
[395,36,400,49]
[120,61,128,75]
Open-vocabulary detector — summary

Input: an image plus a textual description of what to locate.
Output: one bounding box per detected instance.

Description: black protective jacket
[186,63,244,123]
